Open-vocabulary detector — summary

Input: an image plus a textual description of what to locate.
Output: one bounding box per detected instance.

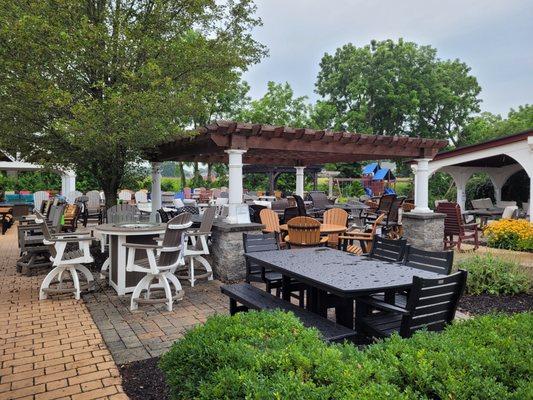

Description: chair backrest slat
[369,236,407,262]
[404,246,453,274]
[401,270,467,337]
[199,206,216,233]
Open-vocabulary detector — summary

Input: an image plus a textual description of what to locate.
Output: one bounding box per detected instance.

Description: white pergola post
[226,149,247,223]
[60,171,76,196]
[328,176,334,197]
[151,162,162,221]
[295,166,305,198]
[413,158,432,213]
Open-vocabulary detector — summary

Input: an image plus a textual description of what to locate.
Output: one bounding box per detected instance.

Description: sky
[243,0,533,116]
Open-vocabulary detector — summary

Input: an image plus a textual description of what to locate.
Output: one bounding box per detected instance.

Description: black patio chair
[357,270,467,338]
[292,194,308,216]
[371,246,454,308]
[243,233,306,306]
[368,236,407,262]
[282,207,299,224]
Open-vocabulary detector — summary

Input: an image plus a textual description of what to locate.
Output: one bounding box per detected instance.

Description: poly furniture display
[357,270,467,338]
[338,213,386,253]
[125,214,192,311]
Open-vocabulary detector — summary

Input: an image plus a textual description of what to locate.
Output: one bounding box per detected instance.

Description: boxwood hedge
[159,311,532,399]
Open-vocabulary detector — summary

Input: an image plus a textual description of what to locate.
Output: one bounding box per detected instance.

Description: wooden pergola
[149,121,447,222]
[153,121,446,165]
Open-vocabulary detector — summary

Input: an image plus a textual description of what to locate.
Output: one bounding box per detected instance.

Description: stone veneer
[402,212,446,251]
[210,221,264,281]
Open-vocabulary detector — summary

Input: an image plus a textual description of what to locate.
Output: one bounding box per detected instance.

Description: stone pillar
[151,162,162,221]
[226,149,247,223]
[60,171,76,196]
[413,158,432,213]
[402,212,446,251]
[210,221,264,280]
[295,166,305,198]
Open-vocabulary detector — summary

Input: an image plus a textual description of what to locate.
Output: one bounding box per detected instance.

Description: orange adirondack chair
[322,208,348,247]
[285,217,328,248]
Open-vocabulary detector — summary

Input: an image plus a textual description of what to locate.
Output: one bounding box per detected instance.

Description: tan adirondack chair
[286,217,328,248]
[322,208,348,247]
[259,208,286,248]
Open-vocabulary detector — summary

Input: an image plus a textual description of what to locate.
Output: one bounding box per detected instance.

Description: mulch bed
[120,357,170,400]
[459,293,533,315]
[120,295,532,400]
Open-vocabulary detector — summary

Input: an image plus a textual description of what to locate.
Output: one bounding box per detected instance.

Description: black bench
[220,283,356,343]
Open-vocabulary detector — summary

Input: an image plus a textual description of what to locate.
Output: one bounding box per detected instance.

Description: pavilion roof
[151,120,448,165]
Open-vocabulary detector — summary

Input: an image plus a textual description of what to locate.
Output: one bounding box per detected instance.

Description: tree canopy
[458,105,533,147]
[0,0,265,204]
[314,39,481,145]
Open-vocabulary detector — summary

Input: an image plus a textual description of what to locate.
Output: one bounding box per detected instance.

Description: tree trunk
[207,163,212,182]
[177,162,186,188]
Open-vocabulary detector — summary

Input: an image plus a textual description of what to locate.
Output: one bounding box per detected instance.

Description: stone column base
[210,221,264,281]
[402,212,446,251]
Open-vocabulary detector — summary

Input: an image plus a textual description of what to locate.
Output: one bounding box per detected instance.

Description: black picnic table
[244,247,443,329]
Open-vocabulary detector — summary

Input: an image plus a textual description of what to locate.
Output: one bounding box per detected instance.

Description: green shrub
[160,311,533,400]
[456,254,531,295]
[344,180,364,197]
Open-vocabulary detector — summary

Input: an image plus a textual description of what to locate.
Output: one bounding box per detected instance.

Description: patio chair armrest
[122,243,162,249]
[357,296,410,315]
[186,231,210,237]
[52,236,94,243]
[463,223,479,230]
[52,233,92,240]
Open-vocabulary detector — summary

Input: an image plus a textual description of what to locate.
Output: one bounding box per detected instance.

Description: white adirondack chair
[135,190,148,203]
[118,189,133,203]
[125,213,192,311]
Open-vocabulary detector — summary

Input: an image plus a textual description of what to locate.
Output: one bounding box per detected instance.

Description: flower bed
[484,219,533,252]
[159,311,532,400]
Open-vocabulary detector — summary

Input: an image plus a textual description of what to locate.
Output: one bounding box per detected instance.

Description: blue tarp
[373,168,395,181]
[362,162,379,175]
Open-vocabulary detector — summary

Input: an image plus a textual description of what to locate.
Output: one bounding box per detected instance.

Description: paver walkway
[0,226,127,400]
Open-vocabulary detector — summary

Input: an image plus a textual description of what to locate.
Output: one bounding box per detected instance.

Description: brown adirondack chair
[286,216,328,248]
[322,208,348,247]
[436,202,479,251]
[338,213,386,253]
[63,204,80,232]
[259,208,286,248]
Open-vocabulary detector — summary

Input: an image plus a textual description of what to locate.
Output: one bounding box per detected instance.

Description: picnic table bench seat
[221,283,356,343]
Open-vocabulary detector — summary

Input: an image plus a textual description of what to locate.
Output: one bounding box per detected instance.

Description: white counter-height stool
[38,215,94,300]
[125,213,192,311]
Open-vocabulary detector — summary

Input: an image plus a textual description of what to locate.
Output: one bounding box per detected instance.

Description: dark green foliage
[428,172,456,208]
[344,180,365,198]
[160,310,533,400]
[0,171,61,192]
[457,254,531,295]
[466,173,495,207]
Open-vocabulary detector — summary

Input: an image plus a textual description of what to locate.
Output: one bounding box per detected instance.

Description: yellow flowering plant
[484,219,533,252]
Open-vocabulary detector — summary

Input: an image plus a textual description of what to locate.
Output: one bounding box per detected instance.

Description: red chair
[436,202,479,251]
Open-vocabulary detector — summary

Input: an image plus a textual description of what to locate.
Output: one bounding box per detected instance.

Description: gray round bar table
[95,222,166,295]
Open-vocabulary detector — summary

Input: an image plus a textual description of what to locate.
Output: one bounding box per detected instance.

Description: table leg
[335,298,354,329]
[355,298,369,333]
[384,289,395,304]
[315,289,328,318]
[281,275,291,301]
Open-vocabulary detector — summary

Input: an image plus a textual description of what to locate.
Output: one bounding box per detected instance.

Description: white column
[295,166,305,198]
[328,176,334,197]
[413,158,432,213]
[151,162,162,222]
[226,149,247,223]
[60,171,76,196]
[456,182,466,211]
[529,177,533,222]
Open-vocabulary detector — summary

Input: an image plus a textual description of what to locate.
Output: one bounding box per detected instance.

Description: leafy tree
[314,39,481,145]
[0,0,265,207]
[237,82,311,127]
[459,105,533,146]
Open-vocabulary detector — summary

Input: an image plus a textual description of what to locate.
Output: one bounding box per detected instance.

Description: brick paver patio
[83,279,228,364]
[0,226,127,400]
